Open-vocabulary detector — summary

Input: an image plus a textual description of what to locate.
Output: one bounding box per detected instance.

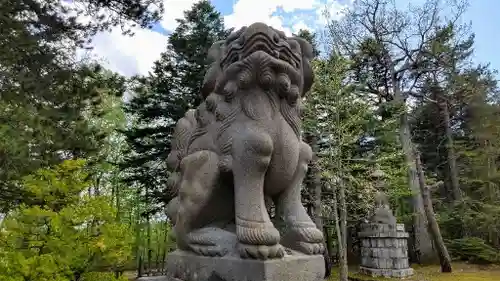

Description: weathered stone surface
[359,267,414,278]
[163,22,324,262]
[358,231,409,238]
[163,250,325,281]
[369,192,397,226]
[358,195,413,278]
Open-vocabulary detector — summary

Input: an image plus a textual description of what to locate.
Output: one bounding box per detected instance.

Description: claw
[238,243,284,260]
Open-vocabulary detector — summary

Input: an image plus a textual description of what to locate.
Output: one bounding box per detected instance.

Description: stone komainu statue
[165,22,324,260]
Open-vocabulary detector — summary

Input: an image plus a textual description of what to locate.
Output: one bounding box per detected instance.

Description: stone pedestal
[154,250,324,281]
[358,223,413,278]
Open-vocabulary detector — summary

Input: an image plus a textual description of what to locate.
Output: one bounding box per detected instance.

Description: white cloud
[71,0,196,77]
[80,27,169,77]
[72,0,354,77]
[160,0,200,30]
[316,0,352,25]
[292,21,312,33]
[224,0,318,36]
[80,0,204,77]
[224,0,352,36]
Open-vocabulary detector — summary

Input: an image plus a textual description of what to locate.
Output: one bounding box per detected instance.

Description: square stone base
[157,250,324,281]
[359,266,414,278]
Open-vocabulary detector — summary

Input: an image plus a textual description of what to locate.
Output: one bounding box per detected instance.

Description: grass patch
[329,263,500,281]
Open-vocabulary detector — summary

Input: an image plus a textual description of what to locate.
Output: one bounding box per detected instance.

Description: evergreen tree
[327,0,471,263]
[121,0,231,208]
[0,64,127,212]
[411,23,475,203]
[0,0,163,105]
[294,29,320,57]
[0,0,161,211]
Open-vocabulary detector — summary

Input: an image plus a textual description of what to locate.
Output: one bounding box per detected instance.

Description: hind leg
[275,141,324,255]
[175,150,226,256]
[232,130,284,260]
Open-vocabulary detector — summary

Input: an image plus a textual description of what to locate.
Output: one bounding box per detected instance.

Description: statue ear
[201,40,225,98]
[289,37,314,95]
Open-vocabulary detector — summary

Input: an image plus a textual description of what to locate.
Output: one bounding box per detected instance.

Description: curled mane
[167,109,197,170]
[196,25,315,167]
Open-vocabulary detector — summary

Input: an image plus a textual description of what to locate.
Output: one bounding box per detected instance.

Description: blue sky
[463,1,499,75]
[212,0,500,74]
[87,0,500,78]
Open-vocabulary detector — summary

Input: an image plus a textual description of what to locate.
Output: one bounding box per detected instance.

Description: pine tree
[0,64,127,212]
[294,29,320,57]
[327,0,471,262]
[0,0,162,211]
[411,23,475,203]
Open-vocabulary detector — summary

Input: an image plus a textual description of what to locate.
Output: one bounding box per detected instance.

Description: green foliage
[0,63,128,212]
[0,160,134,281]
[413,29,500,249]
[303,54,410,222]
[0,0,157,212]
[447,237,500,264]
[80,272,128,281]
[134,221,176,272]
[304,55,372,221]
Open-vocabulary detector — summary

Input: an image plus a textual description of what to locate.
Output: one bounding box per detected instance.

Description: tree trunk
[115,177,121,221]
[415,150,453,273]
[310,135,323,230]
[146,187,152,276]
[440,97,462,202]
[430,90,453,203]
[160,222,169,274]
[394,88,435,263]
[155,227,162,275]
[138,254,144,278]
[338,177,348,281]
[323,225,333,278]
[331,178,348,281]
[135,190,143,278]
[486,141,500,247]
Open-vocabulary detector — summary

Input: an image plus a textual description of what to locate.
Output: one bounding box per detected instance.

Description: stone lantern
[370,167,386,191]
[358,168,414,278]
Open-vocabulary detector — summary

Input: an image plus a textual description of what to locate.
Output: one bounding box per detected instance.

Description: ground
[330,263,500,281]
[124,262,500,280]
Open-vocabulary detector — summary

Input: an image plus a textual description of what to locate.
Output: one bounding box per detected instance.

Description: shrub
[447,237,499,264]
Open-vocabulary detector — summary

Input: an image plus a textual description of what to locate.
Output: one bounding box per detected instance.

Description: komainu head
[201,22,314,106]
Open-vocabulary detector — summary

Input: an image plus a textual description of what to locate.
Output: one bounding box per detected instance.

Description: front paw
[236,219,284,259]
[281,226,325,255]
[189,243,228,257]
[289,241,325,255]
[238,243,285,260]
[236,219,281,246]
